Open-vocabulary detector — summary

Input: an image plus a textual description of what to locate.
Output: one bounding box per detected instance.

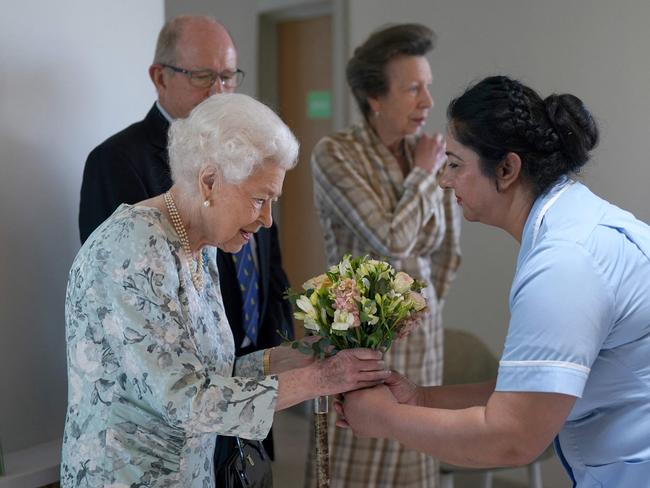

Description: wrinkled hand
[414,133,446,175]
[315,348,390,396]
[270,339,318,373]
[335,385,398,438]
[384,371,420,405]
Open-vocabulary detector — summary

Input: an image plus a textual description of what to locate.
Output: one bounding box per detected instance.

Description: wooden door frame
[258,0,349,127]
[258,0,349,228]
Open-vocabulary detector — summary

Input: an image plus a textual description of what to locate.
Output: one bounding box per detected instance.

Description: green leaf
[375,278,390,295]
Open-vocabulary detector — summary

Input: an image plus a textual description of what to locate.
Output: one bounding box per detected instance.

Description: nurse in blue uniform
[337,76,650,487]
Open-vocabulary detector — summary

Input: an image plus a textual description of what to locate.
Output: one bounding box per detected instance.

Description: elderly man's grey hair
[168,94,299,188]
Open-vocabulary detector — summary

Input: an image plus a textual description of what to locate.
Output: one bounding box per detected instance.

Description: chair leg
[480,470,493,488]
[528,461,543,488]
[440,472,454,488]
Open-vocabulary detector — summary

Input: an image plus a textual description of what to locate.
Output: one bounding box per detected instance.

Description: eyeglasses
[161,64,245,89]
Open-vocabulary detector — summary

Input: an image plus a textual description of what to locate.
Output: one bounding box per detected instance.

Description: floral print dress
[61,204,278,487]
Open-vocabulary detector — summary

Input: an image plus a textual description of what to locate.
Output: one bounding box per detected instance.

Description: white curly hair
[168,93,299,189]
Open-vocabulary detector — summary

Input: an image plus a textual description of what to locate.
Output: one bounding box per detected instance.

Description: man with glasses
[78,13,293,463]
[79,15,243,238]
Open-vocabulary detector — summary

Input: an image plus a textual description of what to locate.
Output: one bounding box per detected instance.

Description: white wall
[348,0,650,486]
[0,0,164,452]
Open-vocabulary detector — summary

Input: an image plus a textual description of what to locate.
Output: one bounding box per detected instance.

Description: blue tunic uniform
[496,178,650,487]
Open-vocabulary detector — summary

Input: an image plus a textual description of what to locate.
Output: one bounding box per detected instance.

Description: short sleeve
[496,241,614,397]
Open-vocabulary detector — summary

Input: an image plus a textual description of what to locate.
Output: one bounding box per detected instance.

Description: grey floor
[272,406,311,487]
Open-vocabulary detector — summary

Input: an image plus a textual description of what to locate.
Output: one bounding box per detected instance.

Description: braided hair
[447,76,599,195]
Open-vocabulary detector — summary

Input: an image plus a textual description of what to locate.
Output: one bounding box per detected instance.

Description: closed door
[277,15,332,336]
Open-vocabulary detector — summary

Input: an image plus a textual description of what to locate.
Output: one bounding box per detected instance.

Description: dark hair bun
[447,75,600,196]
[544,94,599,172]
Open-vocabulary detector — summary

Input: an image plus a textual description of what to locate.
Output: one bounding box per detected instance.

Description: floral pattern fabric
[61,204,278,487]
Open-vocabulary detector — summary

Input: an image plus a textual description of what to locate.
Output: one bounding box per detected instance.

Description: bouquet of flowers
[287,254,427,355]
[286,255,427,487]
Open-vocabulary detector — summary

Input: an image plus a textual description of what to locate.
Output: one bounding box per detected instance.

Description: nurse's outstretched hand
[383,370,420,405]
[336,385,398,438]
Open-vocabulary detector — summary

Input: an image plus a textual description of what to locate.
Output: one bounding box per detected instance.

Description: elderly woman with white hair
[61,94,389,487]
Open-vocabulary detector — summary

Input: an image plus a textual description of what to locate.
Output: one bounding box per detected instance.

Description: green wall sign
[307,90,332,119]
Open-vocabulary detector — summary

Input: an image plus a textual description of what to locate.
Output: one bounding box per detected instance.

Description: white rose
[409,291,427,311]
[393,271,415,294]
[302,273,331,291]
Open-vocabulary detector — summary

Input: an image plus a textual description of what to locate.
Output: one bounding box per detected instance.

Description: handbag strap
[235,437,264,486]
[235,437,246,462]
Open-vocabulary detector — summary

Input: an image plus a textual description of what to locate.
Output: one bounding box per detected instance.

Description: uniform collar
[518,176,573,269]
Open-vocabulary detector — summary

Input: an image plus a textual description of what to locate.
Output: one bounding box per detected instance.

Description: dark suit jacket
[78,103,294,457]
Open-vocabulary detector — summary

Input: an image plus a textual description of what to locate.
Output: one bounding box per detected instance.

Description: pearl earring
[203,200,210,208]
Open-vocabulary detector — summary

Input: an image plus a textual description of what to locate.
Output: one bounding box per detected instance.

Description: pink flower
[333,278,360,311]
[332,278,361,327]
[394,313,423,340]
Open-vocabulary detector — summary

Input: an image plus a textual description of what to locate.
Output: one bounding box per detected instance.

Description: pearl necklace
[164,191,204,290]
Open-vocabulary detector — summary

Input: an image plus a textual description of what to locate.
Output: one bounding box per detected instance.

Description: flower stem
[314,396,330,487]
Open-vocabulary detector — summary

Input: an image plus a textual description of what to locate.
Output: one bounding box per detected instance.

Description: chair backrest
[443,329,499,385]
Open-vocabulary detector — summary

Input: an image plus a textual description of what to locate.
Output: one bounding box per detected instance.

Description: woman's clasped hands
[334,371,417,438]
[414,132,447,175]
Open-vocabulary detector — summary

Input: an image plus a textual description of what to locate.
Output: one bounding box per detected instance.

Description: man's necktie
[233,242,260,345]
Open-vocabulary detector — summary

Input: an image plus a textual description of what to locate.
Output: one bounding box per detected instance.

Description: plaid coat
[306,122,462,487]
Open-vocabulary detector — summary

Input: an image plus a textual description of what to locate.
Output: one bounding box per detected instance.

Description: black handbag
[215,436,273,488]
